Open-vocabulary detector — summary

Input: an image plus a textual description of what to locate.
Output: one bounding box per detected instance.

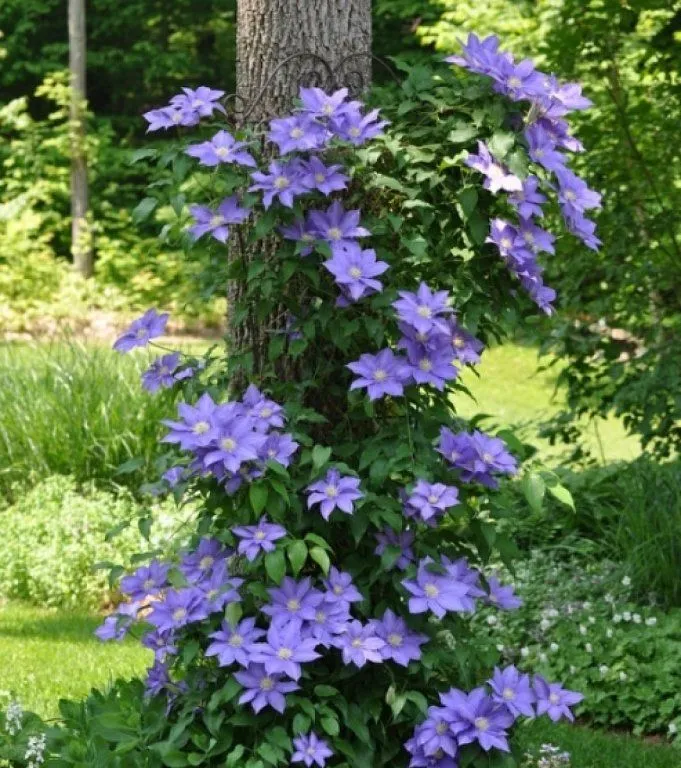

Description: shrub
[472,549,681,737]
[0,342,170,498]
[0,475,181,610]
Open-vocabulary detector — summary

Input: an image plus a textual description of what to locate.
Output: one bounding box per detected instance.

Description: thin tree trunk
[68,0,93,278]
[230,0,372,383]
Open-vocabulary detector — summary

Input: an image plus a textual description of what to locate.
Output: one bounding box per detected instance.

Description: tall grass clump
[0,342,169,498]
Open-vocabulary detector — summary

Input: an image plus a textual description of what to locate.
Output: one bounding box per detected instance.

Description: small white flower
[585,643,593,653]
[579,624,587,635]
[633,613,641,624]
[605,593,615,603]
[496,644,505,653]
[539,652,548,663]
[550,642,559,652]
[622,576,631,587]
[588,616,596,624]
[520,647,530,658]
[486,615,498,626]
[606,628,614,638]
[570,665,577,675]
[599,664,609,676]
[623,611,632,621]
[669,723,678,735]
[645,617,657,627]
[613,614,622,623]
[540,618,552,632]
[619,671,628,682]
[583,602,592,610]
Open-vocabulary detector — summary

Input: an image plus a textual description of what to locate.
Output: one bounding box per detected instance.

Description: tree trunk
[230,0,372,383]
[68,0,93,278]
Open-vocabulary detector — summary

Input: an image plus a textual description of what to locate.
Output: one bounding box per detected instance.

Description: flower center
[143,578,155,591]
[325,485,339,498]
[349,127,361,137]
[534,147,545,158]
[315,611,326,623]
[351,638,363,648]
[450,451,459,462]
[215,146,231,159]
[418,358,432,372]
[482,452,494,463]
[322,104,334,116]
[159,366,170,376]
[436,721,448,735]
[267,449,276,458]
[290,127,304,139]
[207,589,218,600]
[277,647,293,659]
[260,407,272,418]
[274,176,290,190]
[523,231,535,244]
[549,693,560,705]
[508,76,522,88]
[172,111,182,123]
[427,495,438,504]
[220,437,237,452]
[260,677,274,691]
[388,633,403,647]
[191,99,203,109]
[416,305,432,318]
[327,227,342,241]
[210,215,225,228]
[373,368,387,382]
[502,687,515,700]
[228,633,243,647]
[565,189,576,201]
[199,555,214,570]
[193,421,210,434]
[453,336,465,348]
[474,717,490,732]
[135,328,148,339]
[333,585,343,595]
[302,232,314,242]
[255,531,266,540]
[307,746,317,755]
[349,266,362,279]
[500,237,512,250]
[424,583,439,598]
[286,599,301,612]
[172,608,187,622]
[315,173,326,183]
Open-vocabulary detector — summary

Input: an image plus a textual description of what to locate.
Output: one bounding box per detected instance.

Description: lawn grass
[457,342,641,463]
[0,602,150,718]
[517,718,681,768]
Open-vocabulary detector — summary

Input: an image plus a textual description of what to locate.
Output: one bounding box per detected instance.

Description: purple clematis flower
[555,168,602,217]
[487,574,522,610]
[298,156,349,195]
[280,217,318,256]
[142,629,177,662]
[489,666,535,718]
[147,588,207,632]
[393,283,453,336]
[258,432,299,467]
[120,561,170,601]
[308,200,370,248]
[262,577,324,628]
[242,385,286,432]
[322,567,363,605]
[517,217,555,255]
[371,609,429,667]
[402,339,459,391]
[486,218,531,270]
[179,537,229,584]
[441,687,514,752]
[95,612,135,642]
[416,706,459,758]
[446,319,484,364]
[465,141,522,194]
[162,393,218,451]
[249,621,320,680]
[306,469,363,520]
[144,660,172,698]
[232,517,287,562]
[402,558,473,619]
[268,114,327,155]
[303,599,351,648]
[347,348,411,401]
[249,160,308,209]
[185,130,256,167]
[534,677,583,722]
[374,527,415,570]
[196,561,243,613]
[441,556,486,612]
[509,176,547,219]
[445,33,507,79]
[438,428,517,488]
[493,56,545,100]
[204,418,267,474]
[206,617,265,668]
[299,86,353,119]
[234,663,299,714]
[113,309,169,353]
[334,620,385,668]
[524,124,567,173]
[143,106,198,131]
[331,106,388,145]
[324,242,389,302]
[141,353,192,393]
[403,480,460,524]
[162,466,186,487]
[292,732,334,767]
[170,86,225,118]
[188,196,251,243]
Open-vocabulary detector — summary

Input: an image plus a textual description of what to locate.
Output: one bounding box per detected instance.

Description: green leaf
[448,122,477,143]
[488,131,515,159]
[523,472,546,513]
[320,716,340,737]
[457,187,478,218]
[287,540,308,576]
[309,546,331,575]
[548,482,575,510]
[314,685,338,698]
[312,445,332,470]
[249,483,268,514]
[226,746,245,767]
[304,532,332,551]
[265,550,286,584]
[132,196,158,223]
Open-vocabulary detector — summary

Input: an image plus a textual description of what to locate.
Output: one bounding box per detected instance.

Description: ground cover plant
[0,34,606,768]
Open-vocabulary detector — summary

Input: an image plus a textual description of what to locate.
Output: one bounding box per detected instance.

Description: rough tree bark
[68,0,93,278]
[230,0,372,382]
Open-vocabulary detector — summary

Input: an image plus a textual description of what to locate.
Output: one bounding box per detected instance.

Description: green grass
[0,341,170,499]
[457,343,641,463]
[518,718,681,768]
[0,602,150,718]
